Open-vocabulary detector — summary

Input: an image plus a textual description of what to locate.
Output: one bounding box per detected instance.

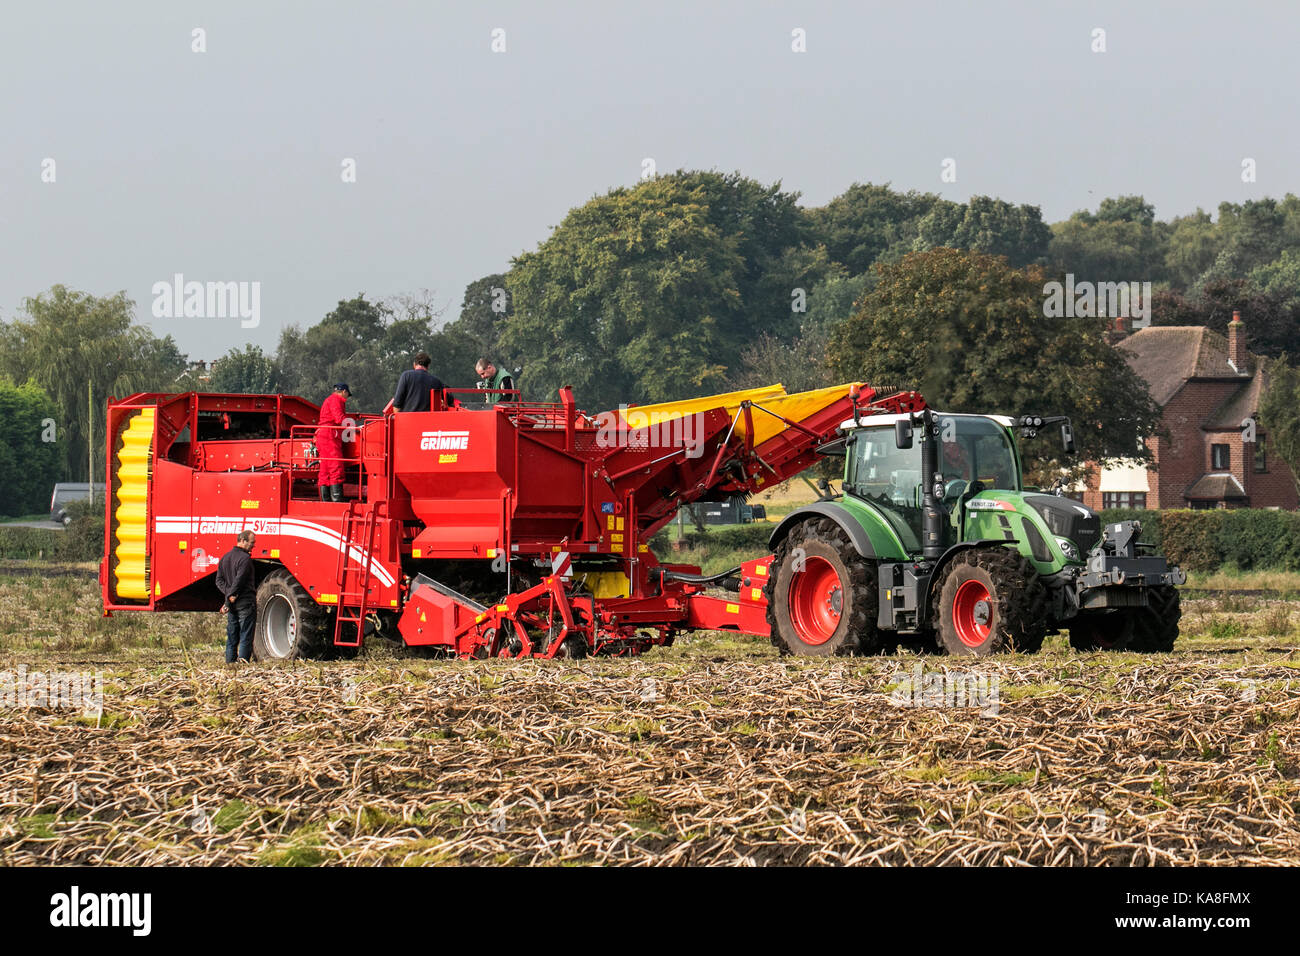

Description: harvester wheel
[935,547,1048,656]
[1072,587,1181,653]
[253,569,332,661]
[766,518,881,656]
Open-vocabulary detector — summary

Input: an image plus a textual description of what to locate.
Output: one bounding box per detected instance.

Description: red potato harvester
[101,382,923,660]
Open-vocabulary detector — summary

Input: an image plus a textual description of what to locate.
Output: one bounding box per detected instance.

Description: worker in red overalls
[316,383,351,501]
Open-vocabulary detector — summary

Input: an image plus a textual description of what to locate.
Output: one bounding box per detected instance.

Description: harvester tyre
[766,518,882,656]
[253,569,333,661]
[935,547,1048,656]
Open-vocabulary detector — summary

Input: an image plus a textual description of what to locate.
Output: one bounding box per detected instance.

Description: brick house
[1082,312,1298,511]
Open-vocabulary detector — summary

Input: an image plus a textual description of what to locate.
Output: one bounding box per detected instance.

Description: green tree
[732,272,871,392]
[1048,195,1168,282]
[503,170,822,409]
[0,381,62,516]
[1259,356,1300,495]
[1196,198,1290,289]
[1248,249,1300,311]
[275,292,454,413]
[807,183,947,275]
[829,248,1162,482]
[0,286,187,480]
[424,275,515,390]
[209,344,279,393]
[1164,209,1221,289]
[913,196,1052,268]
[1152,278,1300,358]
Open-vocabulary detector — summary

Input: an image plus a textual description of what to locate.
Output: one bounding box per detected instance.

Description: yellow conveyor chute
[611,382,865,448]
[111,407,155,601]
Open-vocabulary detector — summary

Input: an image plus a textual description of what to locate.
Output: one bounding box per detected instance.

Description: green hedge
[1097,508,1300,572]
[1098,508,1162,547]
[0,498,104,562]
[649,508,1300,575]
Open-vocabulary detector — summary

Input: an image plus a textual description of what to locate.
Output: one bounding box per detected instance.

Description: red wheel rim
[952,579,993,648]
[788,556,843,645]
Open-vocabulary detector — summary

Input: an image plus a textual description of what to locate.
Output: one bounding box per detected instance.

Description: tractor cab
[842,412,1024,556]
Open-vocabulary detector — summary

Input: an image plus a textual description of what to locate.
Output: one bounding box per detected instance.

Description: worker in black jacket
[215,530,257,662]
[391,352,446,412]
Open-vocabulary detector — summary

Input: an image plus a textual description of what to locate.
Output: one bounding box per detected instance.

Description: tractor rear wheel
[253,569,333,661]
[935,547,1048,656]
[766,518,882,656]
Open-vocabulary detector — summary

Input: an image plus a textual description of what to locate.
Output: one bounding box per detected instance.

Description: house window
[1254,436,1267,473]
[1102,492,1147,509]
[1211,444,1230,470]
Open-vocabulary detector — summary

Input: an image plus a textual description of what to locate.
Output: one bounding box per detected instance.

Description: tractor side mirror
[895,420,914,449]
[1060,422,1075,454]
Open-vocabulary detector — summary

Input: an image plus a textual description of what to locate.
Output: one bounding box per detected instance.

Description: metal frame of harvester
[101,382,922,659]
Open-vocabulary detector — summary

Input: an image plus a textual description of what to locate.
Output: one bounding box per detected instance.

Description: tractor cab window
[936,416,1020,493]
[847,425,923,551]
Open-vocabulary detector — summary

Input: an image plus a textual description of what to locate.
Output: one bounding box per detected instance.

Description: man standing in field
[216,530,257,663]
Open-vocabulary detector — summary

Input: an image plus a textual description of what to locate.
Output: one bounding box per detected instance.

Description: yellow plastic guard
[610,382,862,448]
[740,383,862,447]
[612,384,785,427]
[111,407,155,601]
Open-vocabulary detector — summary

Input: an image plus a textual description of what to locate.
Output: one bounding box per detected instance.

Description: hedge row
[0,500,104,563]
[650,508,1296,575]
[1154,509,1300,573]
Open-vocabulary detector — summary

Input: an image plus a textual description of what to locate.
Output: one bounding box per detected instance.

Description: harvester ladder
[332,502,378,648]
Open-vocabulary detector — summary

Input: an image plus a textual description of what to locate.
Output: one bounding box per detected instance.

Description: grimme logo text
[1042,274,1152,328]
[420,430,470,451]
[49,886,151,936]
[151,273,261,328]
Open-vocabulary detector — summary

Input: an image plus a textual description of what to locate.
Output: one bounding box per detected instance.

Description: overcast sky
[1,0,1296,361]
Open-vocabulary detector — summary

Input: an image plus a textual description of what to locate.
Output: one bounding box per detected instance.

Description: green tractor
[765,408,1186,657]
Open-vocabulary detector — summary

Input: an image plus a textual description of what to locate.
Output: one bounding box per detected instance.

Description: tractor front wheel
[766,518,882,656]
[935,547,1048,656]
[253,569,333,661]
[1070,587,1180,653]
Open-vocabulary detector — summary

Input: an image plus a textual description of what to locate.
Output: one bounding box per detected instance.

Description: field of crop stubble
[1,559,1298,865]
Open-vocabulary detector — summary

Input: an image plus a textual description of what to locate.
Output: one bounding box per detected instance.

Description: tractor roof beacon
[99,385,1184,661]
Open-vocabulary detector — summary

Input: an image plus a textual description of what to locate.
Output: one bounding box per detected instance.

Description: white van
[50,483,106,526]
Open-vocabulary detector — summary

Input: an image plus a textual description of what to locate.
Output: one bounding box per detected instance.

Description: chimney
[1107,314,1131,343]
[1228,310,1247,373]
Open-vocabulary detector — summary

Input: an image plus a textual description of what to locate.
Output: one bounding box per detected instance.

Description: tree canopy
[0,285,185,480]
[502,170,825,409]
[829,248,1162,483]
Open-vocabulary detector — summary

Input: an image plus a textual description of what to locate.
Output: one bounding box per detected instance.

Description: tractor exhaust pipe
[918,409,946,561]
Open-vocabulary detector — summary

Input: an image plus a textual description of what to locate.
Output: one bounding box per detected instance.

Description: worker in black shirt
[215,530,257,662]
[391,352,446,412]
